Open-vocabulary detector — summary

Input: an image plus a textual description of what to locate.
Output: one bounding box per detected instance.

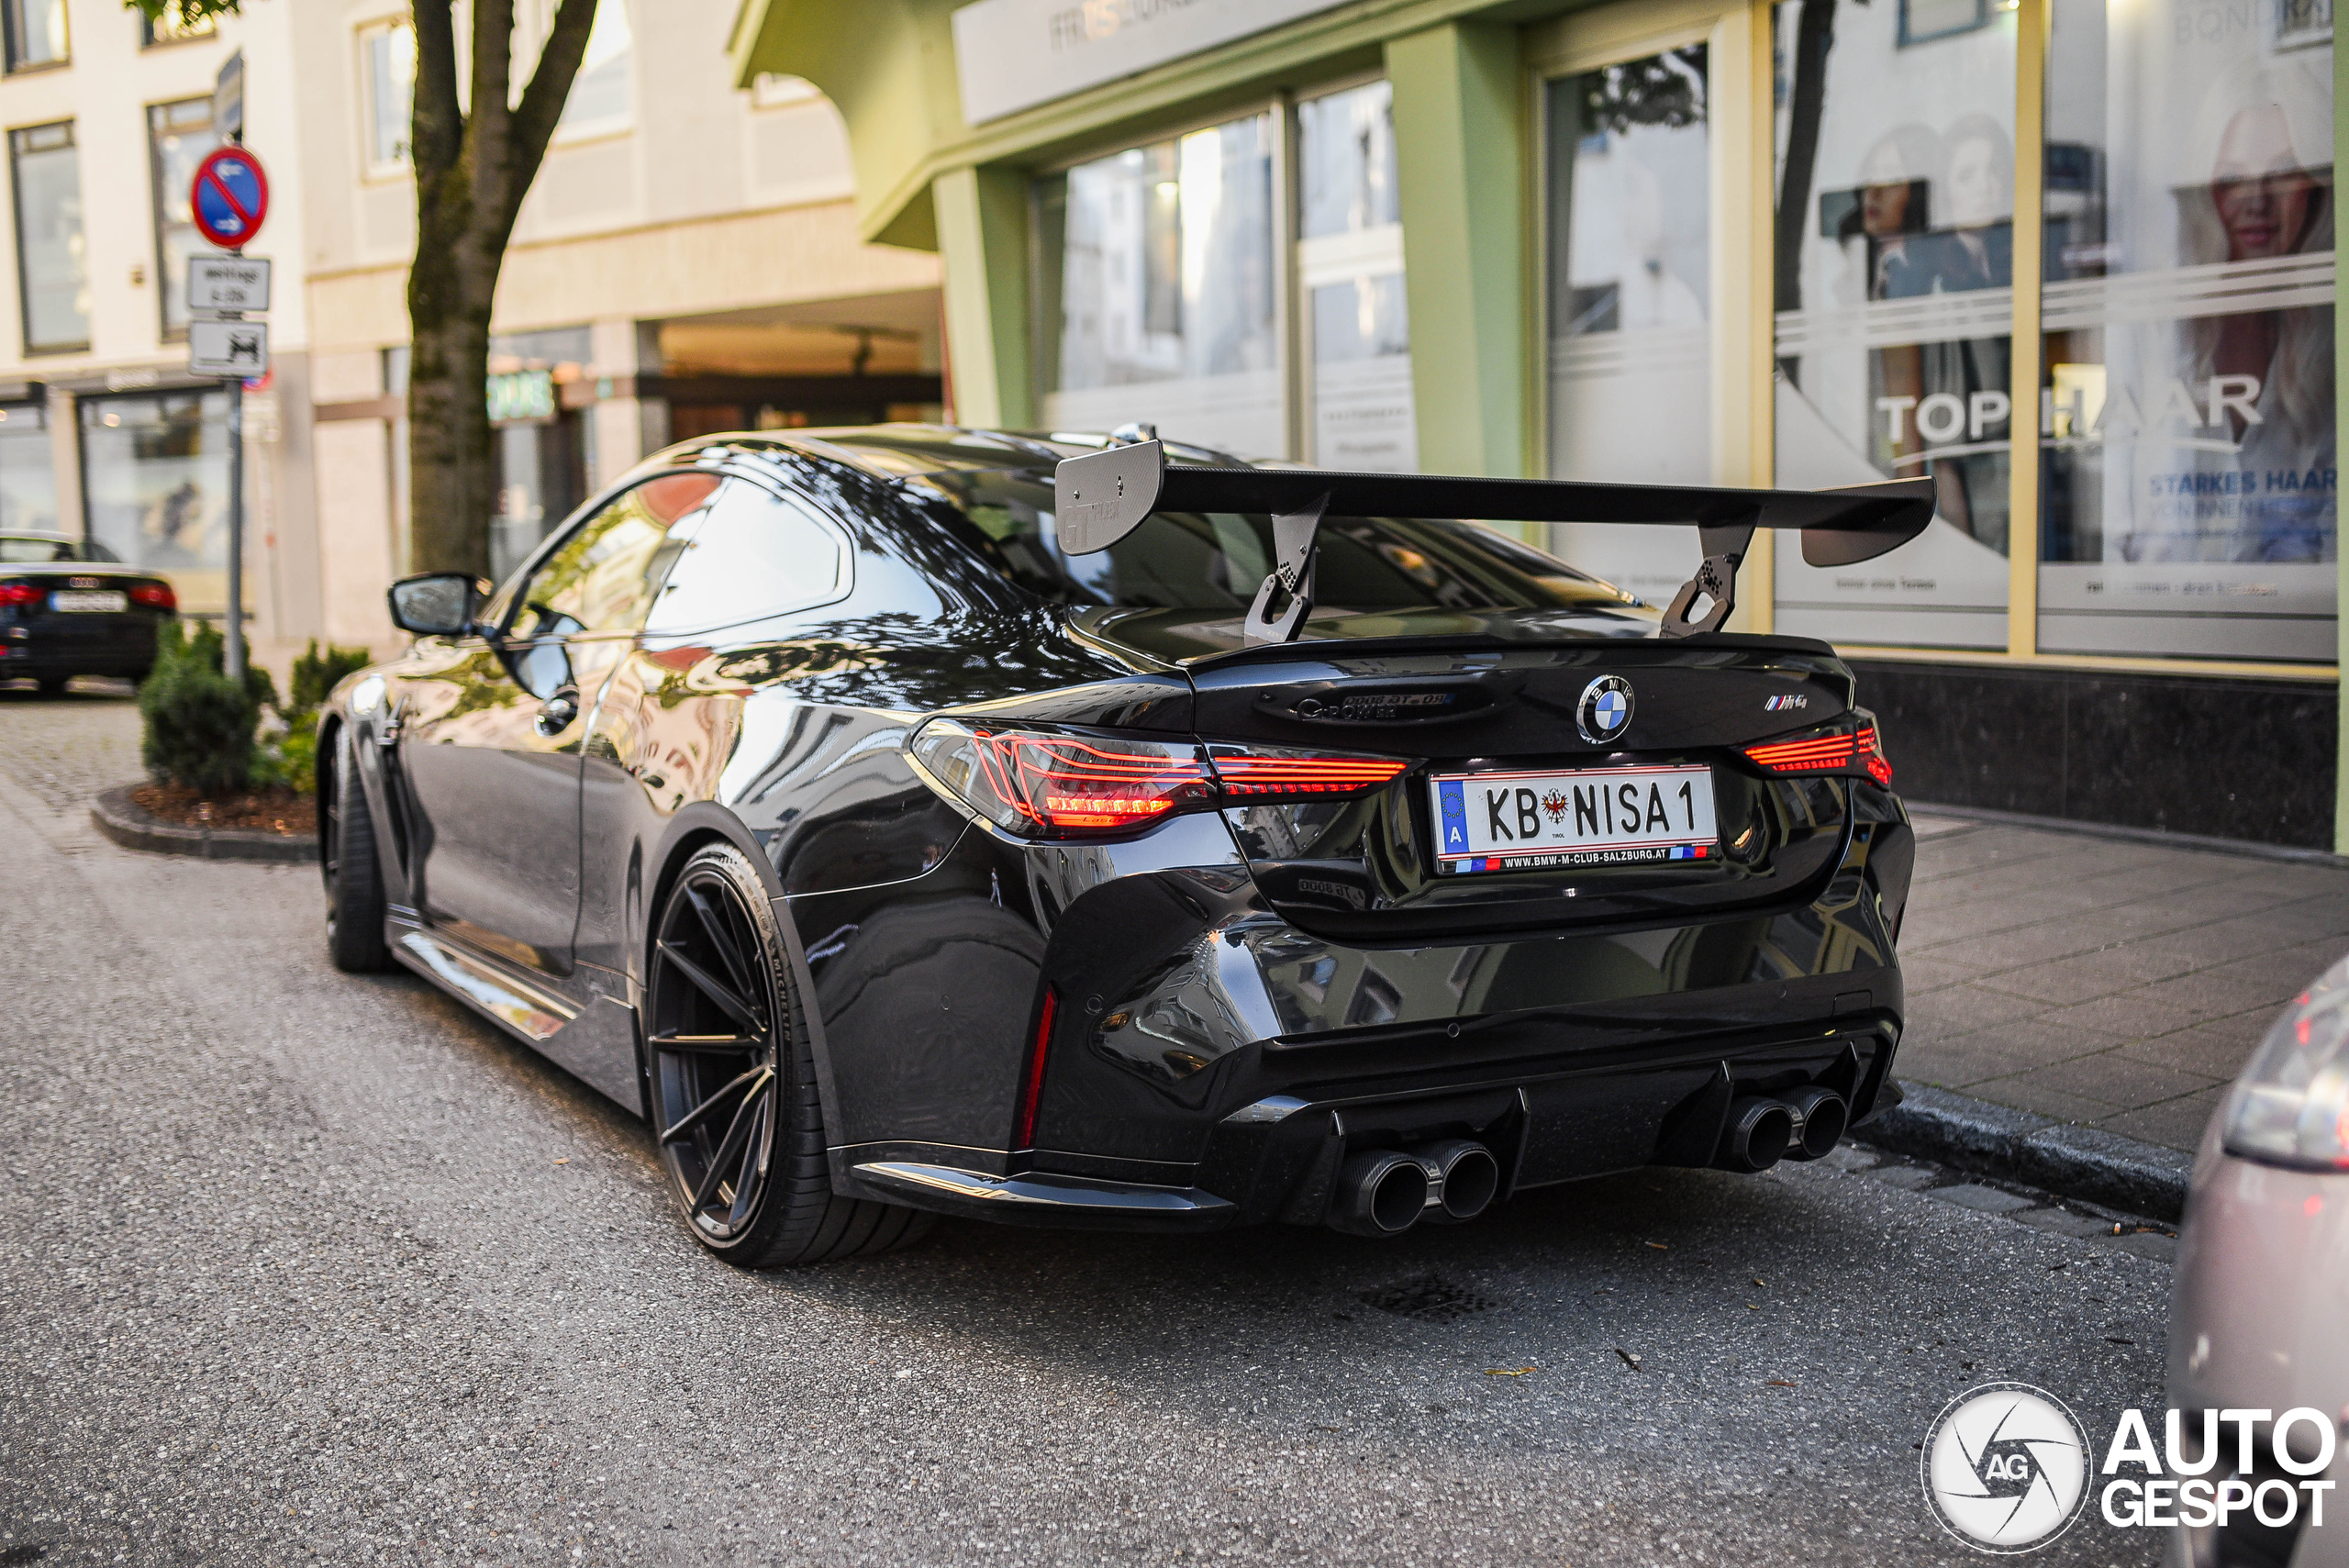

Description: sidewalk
[1894,808,2349,1155]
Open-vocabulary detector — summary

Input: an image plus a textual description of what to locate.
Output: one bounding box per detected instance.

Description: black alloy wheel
[644,843,931,1267]
[322,728,392,973]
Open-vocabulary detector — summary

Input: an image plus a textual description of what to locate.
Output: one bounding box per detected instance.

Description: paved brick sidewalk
[1897,810,2349,1154]
[0,684,141,815]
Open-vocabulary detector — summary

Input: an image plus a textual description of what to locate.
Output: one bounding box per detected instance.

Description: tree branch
[410,1,463,183]
[506,0,599,229]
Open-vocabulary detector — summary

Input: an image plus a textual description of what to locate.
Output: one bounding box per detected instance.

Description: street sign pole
[225,374,244,684]
[204,50,254,684]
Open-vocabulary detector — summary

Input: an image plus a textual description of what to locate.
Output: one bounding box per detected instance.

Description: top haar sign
[952,0,1348,125]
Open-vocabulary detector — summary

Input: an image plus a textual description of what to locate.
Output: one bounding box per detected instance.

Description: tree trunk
[405,217,500,579]
[403,0,598,577]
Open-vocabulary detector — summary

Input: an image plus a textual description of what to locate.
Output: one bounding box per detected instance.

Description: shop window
[361,18,416,175]
[148,97,220,340]
[2037,0,2335,662]
[488,327,594,584]
[0,403,55,532]
[1772,0,2016,649]
[11,122,86,354]
[1032,112,1280,458]
[1543,45,1713,607]
[4,0,65,70]
[81,392,231,609]
[556,0,633,141]
[1297,80,1415,473]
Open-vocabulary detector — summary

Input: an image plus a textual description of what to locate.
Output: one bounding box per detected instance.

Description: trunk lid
[1151,617,1864,940]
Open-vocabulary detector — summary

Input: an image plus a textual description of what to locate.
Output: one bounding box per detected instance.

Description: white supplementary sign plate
[188,254,271,313]
[50,590,126,613]
[952,0,1347,124]
[1431,763,1720,873]
[188,317,269,379]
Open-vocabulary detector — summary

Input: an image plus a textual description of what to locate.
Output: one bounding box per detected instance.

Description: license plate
[50,590,126,613]
[1431,763,1720,873]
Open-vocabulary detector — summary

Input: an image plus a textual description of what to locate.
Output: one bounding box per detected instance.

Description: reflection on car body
[317,424,1922,1268]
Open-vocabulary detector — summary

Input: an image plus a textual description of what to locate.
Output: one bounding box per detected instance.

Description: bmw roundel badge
[1577,675,1634,744]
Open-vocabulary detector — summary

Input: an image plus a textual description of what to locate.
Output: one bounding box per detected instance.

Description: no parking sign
[190,146,269,250]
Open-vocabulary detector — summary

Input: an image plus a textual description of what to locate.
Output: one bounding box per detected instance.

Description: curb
[1860,1082,2194,1223]
[89,784,317,865]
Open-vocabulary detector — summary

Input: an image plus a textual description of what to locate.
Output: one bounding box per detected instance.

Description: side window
[641,479,846,635]
[508,472,722,639]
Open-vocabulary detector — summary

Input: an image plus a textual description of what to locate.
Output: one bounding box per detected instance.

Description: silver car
[2170,956,2349,1568]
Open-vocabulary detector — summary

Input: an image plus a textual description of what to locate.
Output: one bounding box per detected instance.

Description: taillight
[1208,745,1408,798]
[0,581,41,606]
[129,581,175,610]
[908,719,1215,837]
[908,719,1409,840]
[1742,711,1893,788]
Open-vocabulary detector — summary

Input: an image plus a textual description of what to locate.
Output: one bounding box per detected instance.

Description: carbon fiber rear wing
[1052,439,1935,643]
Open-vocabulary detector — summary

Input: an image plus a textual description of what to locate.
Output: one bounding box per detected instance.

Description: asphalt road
[0,693,2176,1566]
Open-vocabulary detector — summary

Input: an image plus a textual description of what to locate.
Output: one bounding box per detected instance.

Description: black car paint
[0,559,174,684]
[326,430,1913,1231]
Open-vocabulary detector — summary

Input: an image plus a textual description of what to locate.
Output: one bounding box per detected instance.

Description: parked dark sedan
[319,425,1931,1268]
[0,531,177,694]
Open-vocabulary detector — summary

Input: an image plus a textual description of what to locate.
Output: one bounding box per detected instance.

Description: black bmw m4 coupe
[321,425,1932,1268]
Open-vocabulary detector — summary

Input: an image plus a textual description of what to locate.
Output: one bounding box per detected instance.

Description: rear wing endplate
[1052,439,1935,643]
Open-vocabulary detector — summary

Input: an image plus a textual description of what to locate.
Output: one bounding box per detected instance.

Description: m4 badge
[1764,695,1809,712]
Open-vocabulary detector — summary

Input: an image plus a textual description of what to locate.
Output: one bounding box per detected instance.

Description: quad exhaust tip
[1327,1140,1500,1236]
[1717,1088,1850,1173]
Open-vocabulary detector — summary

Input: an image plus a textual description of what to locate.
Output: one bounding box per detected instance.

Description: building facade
[732,0,2346,851]
[0,0,941,662]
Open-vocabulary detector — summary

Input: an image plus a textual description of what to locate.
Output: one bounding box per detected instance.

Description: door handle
[535,689,580,735]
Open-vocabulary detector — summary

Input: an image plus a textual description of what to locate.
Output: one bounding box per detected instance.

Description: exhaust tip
[1415,1139,1500,1222]
[1720,1096,1795,1173]
[1328,1150,1430,1237]
[1785,1086,1849,1161]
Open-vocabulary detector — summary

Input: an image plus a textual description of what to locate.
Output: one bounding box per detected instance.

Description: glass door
[1296,80,1416,473]
[1542,36,1719,606]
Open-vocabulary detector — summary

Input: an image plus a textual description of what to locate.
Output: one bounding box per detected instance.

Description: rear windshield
[913,472,1642,614]
[0,535,117,564]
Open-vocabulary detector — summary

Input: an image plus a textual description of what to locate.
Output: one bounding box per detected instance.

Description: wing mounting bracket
[1241,493,1330,646]
[1658,517,1759,639]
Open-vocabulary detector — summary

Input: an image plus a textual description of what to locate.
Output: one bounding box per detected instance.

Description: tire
[33,674,67,698]
[644,842,933,1268]
[322,730,393,973]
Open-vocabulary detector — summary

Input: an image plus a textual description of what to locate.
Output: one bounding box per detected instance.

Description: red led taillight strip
[1210,754,1408,796]
[969,731,1214,830]
[1744,734,1857,771]
[1743,723,1893,787]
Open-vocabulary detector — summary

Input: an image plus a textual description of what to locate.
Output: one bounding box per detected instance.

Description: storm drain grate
[1357,1273,1495,1321]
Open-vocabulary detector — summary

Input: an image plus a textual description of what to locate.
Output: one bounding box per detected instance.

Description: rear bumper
[807,788,1910,1231]
[837,1014,1902,1230]
[0,619,161,676]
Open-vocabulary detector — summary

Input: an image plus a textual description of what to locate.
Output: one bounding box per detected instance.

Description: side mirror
[388,573,487,637]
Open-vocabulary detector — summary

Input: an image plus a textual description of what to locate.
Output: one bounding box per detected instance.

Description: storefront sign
[952,0,1347,125]
[487,370,556,425]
